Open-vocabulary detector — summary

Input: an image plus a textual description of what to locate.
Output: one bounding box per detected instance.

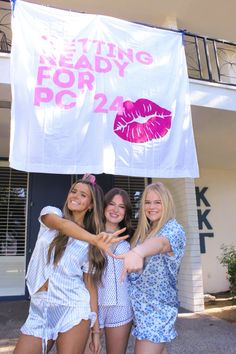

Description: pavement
[0,300,236,354]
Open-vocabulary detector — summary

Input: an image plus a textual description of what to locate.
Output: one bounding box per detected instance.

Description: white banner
[10,0,199,177]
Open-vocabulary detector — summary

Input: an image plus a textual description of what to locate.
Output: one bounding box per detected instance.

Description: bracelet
[131,248,143,258]
[91,330,100,335]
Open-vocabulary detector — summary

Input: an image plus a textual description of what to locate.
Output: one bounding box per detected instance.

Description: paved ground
[0,300,236,354]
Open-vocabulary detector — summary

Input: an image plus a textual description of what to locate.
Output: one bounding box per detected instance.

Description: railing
[0,0,11,53]
[184,33,236,86]
[1,1,236,87]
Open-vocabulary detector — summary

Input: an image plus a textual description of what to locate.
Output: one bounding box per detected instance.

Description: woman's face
[144,190,163,225]
[67,182,93,214]
[105,194,126,227]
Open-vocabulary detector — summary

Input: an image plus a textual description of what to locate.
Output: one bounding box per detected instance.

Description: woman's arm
[133,236,171,258]
[116,236,171,281]
[42,213,127,254]
[84,274,101,354]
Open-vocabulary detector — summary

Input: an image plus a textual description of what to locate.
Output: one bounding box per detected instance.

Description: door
[27,173,73,266]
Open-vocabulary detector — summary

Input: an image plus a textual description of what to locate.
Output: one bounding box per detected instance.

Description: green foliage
[218,244,236,296]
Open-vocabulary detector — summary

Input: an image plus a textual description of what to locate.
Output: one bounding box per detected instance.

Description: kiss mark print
[113,98,172,143]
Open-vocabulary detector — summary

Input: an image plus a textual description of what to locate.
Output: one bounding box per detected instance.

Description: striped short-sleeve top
[98,240,131,306]
[26,206,90,307]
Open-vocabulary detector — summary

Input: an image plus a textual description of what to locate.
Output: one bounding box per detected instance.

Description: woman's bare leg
[13,334,55,354]
[83,332,92,354]
[134,339,167,354]
[161,346,168,354]
[13,334,41,354]
[56,320,90,354]
[105,321,132,354]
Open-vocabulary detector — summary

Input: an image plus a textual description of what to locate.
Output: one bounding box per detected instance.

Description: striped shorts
[21,291,96,345]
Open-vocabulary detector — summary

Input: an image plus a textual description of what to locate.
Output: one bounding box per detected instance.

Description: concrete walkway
[0,300,236,354]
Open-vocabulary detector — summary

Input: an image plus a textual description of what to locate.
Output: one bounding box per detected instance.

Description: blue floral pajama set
[128,219,186,343]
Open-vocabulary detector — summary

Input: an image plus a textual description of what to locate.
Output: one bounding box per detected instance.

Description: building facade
[0,0,236,312]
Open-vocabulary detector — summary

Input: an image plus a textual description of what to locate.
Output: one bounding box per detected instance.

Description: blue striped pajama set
[21,206,96,352]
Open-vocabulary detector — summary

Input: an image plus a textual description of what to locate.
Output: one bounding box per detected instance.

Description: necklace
[105,228,120,234]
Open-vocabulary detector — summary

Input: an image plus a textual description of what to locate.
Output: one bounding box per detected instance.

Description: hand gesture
[115,249,144,281]
[94,228,128,256]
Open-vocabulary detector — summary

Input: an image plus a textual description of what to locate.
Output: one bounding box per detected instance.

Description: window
[0,167,28,256]
[113,176,146,228]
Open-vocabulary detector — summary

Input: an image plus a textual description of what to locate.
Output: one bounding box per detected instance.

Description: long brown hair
[131,182,175,247]
[48,175,105,283]
[104,188,133,240]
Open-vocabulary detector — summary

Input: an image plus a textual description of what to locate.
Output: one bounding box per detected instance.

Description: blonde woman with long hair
[14,174,126,354]
[117,182,186,354]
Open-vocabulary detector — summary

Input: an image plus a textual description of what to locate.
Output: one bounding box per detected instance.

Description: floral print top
[128,219,186,308]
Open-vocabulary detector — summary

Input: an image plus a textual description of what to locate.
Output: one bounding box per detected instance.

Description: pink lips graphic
[113,98,172,143]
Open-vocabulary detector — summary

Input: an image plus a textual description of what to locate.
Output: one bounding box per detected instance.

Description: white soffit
[189,79,236,112]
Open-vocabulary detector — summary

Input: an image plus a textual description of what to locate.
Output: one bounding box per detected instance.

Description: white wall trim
[0,53,10,85]
[190,79,236,111]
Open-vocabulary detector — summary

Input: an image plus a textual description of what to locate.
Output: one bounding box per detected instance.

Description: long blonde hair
[131,182,175,247]
[48,175,105,283]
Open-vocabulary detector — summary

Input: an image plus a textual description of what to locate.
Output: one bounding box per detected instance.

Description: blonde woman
[118,182,186,354]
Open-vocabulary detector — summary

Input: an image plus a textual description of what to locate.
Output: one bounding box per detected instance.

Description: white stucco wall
[155,169,236,307]
[170,179,204,311]
[195,168,236,294]
[153,178,204,312]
